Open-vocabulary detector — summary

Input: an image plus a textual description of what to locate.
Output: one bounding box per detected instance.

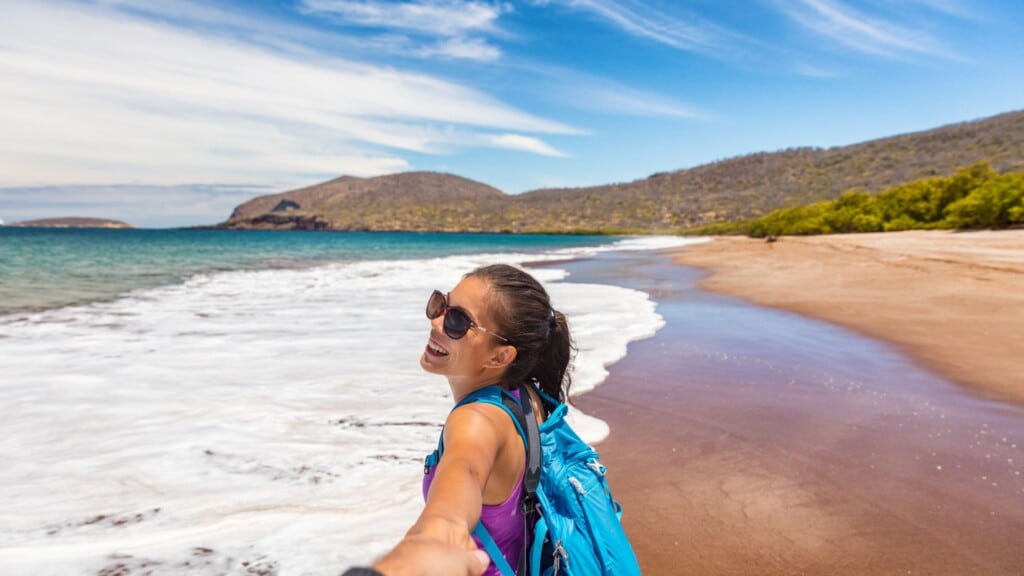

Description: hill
[7,217,134,229]
[219,109,1024,233]
[223,172,505,232]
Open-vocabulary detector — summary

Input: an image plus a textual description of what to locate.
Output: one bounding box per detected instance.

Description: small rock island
[6,217,135,229]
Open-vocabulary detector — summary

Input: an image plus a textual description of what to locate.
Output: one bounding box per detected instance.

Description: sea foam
[0,236,704,575]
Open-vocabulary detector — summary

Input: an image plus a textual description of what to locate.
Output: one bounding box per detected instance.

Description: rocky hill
[7,217,134,229]
[224,172,506,232]
[220,109,1024,233]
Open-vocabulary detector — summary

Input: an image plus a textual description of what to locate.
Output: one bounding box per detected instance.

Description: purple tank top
[422,389,525,575]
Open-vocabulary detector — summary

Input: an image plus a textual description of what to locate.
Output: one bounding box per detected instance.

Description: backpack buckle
[520,494,533,516]
[424,450,439,475]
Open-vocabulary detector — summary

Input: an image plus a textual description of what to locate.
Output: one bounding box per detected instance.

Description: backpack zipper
[552,540,568,575]
[568,476,586,494]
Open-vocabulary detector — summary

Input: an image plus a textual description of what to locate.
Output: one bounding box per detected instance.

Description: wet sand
[672,230,1024,405]
[566,250,1024,575]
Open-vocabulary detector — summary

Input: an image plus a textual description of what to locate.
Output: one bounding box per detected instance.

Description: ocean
[0,228,701,575]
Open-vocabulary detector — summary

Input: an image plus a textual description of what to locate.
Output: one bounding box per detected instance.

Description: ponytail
[465,265,574,404]
[528,310,572,404]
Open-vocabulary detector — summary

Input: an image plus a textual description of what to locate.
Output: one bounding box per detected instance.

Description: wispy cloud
[889,0,973,19]
[514,61,709,120]
[299,0,506,36]
[533,0,727,53]
[575,83,707,119]
[299,0,508,61]
[774,0,961,60]
[0,0,579,188]
[487,134,567,157]
[411,36,503,61]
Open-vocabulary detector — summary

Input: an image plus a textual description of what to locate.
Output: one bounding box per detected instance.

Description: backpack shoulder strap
[472,522,516,576]
[517,382,542,498]
[433,385,529,460]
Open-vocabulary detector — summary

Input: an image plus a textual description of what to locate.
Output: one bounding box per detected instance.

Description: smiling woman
[362,262,642,576]
[363,264,571,575]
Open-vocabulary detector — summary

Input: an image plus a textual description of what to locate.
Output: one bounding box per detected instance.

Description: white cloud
[488,134,568,157]
[299,0,506,37]
[299,0,507,61]
[534,0,725,53]
[513,61,708,120]
[576,83,707,119]
[888,0,972,18]
[0,0,579,188]
[777,0,961,60]
[413,37,504,61]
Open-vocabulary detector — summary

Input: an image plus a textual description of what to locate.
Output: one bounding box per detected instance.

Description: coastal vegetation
[746,162,1024,237]
[220,109,1024,234]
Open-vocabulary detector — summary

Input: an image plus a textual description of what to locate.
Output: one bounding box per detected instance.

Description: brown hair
[467,264,574,403]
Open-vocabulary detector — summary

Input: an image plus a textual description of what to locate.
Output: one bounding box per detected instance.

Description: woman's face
[420,275,508,378]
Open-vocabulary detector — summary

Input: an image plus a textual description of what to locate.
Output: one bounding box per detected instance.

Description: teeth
[428,341,448,355]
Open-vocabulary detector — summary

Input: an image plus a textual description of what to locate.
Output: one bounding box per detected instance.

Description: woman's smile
[425,336,450,358]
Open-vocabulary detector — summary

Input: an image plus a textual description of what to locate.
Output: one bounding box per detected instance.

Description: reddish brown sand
[673,230,1024,405]
[566,244,1024,576]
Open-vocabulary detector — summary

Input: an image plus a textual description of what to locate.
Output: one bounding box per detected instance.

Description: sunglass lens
[443,307,472,339]
[426,291,445,319]
[426,290,472,339]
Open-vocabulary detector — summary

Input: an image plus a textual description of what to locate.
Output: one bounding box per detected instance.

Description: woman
[344,264,572,576]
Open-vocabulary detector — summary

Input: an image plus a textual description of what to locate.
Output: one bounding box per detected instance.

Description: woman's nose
[429,314,445,331]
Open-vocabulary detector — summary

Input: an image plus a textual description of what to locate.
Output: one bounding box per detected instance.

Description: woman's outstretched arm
[341,404,504,576]
[407,403,506,548]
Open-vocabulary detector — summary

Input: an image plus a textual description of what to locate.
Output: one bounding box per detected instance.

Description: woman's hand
[371,534,489,576]
[406,515,477,552]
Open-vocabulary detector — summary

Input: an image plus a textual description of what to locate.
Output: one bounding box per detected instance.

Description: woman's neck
[448,372,505,404]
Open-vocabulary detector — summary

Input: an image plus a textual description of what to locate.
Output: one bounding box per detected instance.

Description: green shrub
[749,202,831,237]
[747,162,1018,237]
[823,191,883,232]
[875,161,996,225]
[883,215,921,232]
[946,173,1024,228]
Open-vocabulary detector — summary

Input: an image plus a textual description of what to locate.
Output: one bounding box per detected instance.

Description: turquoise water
[0,228,614,315]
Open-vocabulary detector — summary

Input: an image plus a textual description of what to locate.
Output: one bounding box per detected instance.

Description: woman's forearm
[410,461,484,543]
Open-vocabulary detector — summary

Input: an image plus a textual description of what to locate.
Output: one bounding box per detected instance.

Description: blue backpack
[424,383,642,576]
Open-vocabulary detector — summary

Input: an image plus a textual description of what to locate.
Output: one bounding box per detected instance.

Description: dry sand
[673,229,1024,404]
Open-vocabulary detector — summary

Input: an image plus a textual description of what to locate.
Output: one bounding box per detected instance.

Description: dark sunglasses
[426,290,511,344]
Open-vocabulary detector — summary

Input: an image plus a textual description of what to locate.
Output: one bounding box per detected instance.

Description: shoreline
[671,229,1024,405]
[565,248,1024,575]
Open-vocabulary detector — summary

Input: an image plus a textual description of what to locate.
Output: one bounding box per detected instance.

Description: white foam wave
[599,235,710,252]
[0,239,674,574]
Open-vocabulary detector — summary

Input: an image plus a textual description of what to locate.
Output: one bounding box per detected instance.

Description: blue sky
[1,0,1022,227]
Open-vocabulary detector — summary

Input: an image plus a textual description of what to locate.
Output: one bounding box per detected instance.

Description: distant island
[7,217,134,229]
[217,109,1024,235]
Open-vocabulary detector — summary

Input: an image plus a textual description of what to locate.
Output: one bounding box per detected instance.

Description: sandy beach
[673,230,1024,405]
[565,237,1024,575]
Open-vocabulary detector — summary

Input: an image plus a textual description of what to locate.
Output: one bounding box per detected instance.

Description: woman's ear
[485,344,517,370]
